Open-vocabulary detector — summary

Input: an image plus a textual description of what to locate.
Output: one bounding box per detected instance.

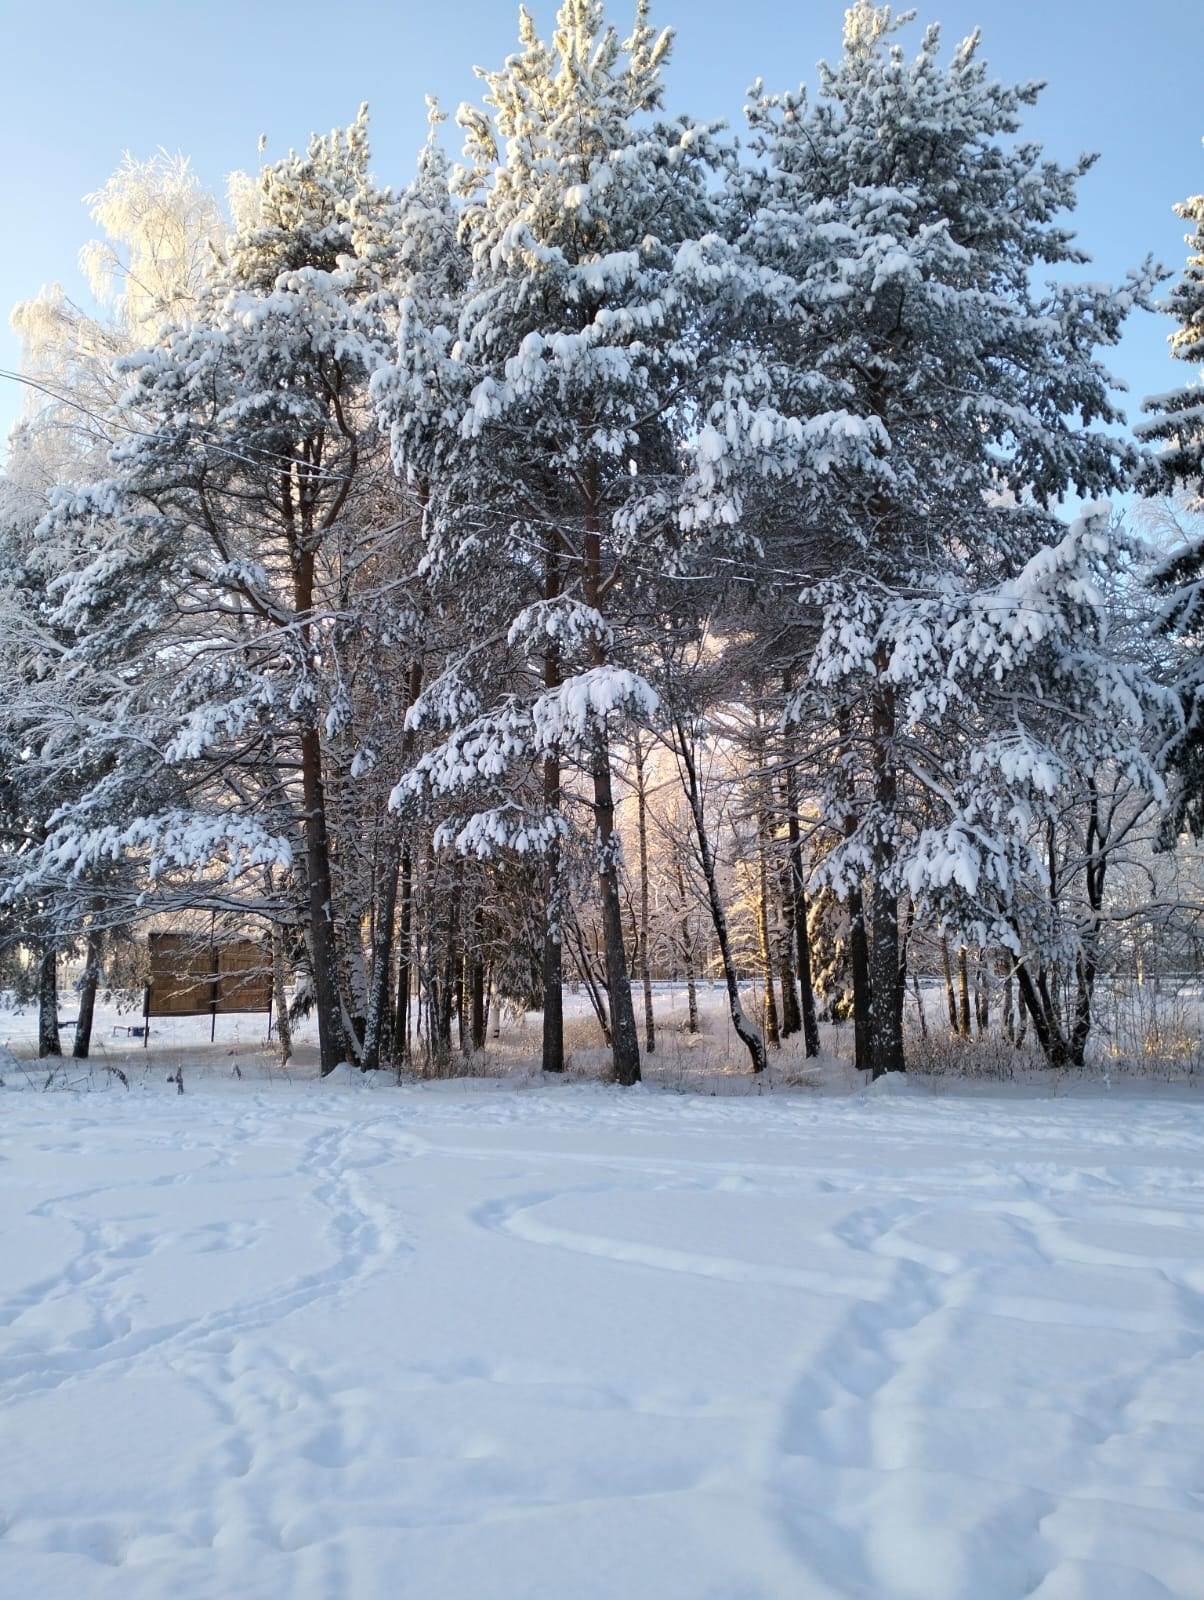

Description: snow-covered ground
[3,1042,1204,1598]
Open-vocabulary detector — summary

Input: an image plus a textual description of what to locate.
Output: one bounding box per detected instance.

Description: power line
[1,368,359,486]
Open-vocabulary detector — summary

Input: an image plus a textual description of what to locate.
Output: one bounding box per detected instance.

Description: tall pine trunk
[592,732,641,1085]
[784,755,820,1057]
[362,662,423,1073]
[675,856,700,1034]
[542,543,565,1074]
[361,857,397,1073]
[675,713,766,1073]
[470,903,487,1052]
[633,733,656,1054]
[756,801,781,1049]
[957,946,972,1037]
[541,833,566,1073]
[271,920,293,1066]
[941,936,958,1031]
[300,724,348,1075]
[848,881,872,1073]
[868,673,903,1077]
[584,479,639,1087]
[72,916,103,1060]
[1070,777,1106,1068]
[38,942,61,1058]
[392,847,414,1062]
[777,859,803,1039]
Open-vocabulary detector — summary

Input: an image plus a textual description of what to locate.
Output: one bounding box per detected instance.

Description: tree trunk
[941,936,958,1031]
[341,891,370,1050]
[957,945,972,1038]
[454,959,465,1053]
[633,733,656,1055]
[300,724,348,1075]
[1016,960,1070,1069]
[592,732,641,1085]
[756,804,781,1049]
[470,903,487,1052]
[361,853,398,1073]
[674,714,766,1073]
[430,870,460,1062]
[911,972,927,1037]
[541,541,565,1074]
[868,673,903,1077]
[778,860,803,1039]
[1002,969,1015,1044]
[975,952,989,1036]
[675,856,700,1035]
[1070,777,1105,1069]
[392,846,414,1062]
[785,759,821,1058]
[72,919,103,1060]
[869,883,902,1077]
[583,476,639,1087]
[38,942,61,1058]
[848,882,872,1074]
[542,831,565,1073]
[365,660,424,1072]
[566,913,612,1045]
[271,920,293,1066]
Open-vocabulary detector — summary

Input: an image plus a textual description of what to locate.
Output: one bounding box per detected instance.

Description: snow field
[2,1078,1203,1598]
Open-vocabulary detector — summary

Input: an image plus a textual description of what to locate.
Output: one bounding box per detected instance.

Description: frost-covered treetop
[741,0,1155,527]
[1137,145,1204,507]
[378,0,752,574]
[225,104,401,302]
[78,151,226,335]
[455,0,723,275]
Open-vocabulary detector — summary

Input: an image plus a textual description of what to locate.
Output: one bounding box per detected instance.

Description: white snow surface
[3,1072,1204,1598]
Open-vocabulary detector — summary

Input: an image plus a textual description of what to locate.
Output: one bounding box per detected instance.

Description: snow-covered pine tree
[1139,152,1204,505]
[739,3,1157,1074]
[41,110,407,1076]
[377,0,746,1086]
[1138,150,1204,837]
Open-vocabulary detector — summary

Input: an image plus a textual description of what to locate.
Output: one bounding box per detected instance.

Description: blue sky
[1,0,1201,457]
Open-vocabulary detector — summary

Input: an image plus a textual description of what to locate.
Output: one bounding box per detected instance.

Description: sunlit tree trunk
[72,914,104,1060]
[784,755,820,1057]
[674,713,766,1074]
[271,920,293,1067]
[957,945,972,1037]
[756,803,781,1049]
[941,936,958,1032]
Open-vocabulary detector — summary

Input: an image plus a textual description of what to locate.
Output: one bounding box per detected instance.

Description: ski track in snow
[1,1084,1203,1598]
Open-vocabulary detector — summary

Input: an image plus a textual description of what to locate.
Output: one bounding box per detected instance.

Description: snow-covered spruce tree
[41,110,406,1076]
[1138,151,1204,837]
[376,1,753,1086]
[738,3,1157,1075]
